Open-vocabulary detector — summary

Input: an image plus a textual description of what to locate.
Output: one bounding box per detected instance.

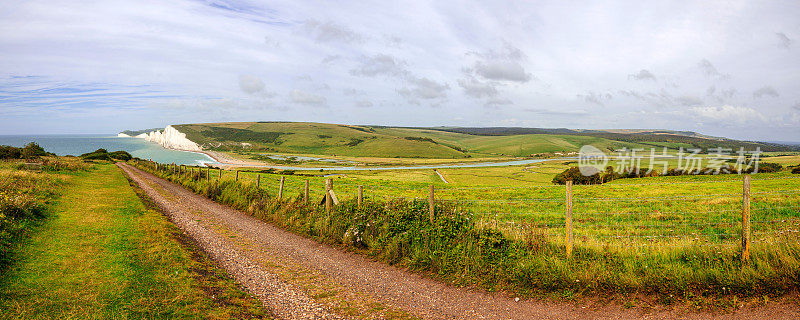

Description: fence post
[358,185,363,207]
[304,179,309,205]
[742,175,751,261]
[565,180,574,259]
[206,167,210,181]
[428,185,435,223]
[256,174,260,188]
[235,170,239,182]
[278,176,285,200]
[219,168,222,179]
[325,179,332,214]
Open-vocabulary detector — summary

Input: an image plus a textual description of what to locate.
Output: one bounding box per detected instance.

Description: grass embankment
[0,162,270,319]
[138,160,800,308]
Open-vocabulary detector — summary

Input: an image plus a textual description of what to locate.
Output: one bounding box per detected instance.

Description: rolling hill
[141,122,795,159]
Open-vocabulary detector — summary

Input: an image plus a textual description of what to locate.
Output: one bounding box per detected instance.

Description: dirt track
[117,163,798,320]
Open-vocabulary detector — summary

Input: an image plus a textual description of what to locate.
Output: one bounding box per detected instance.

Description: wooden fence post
[565,180,574,259]
[278,176,285,200]
[219,168,222,179]
[235,170,239,182]
[742,175,751,261]
[325,179,332,214]
[206,167,210,181]
[358,185,363,207]
[256,174,260,188]
[428,185,435,223]
[304,179,309,205]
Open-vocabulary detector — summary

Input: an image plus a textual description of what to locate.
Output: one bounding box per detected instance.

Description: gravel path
[117,163,799,320]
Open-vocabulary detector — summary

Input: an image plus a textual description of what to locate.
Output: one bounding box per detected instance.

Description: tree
[20,142,46,159]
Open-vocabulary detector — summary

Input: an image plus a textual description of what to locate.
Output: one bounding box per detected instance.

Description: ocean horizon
[0,134,217,166]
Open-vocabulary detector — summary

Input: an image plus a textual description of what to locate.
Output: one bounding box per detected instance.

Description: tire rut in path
[116,163,798,320]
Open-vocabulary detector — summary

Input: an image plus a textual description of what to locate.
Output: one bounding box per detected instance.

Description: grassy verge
[0,163,271,319]
[135,160,800,309]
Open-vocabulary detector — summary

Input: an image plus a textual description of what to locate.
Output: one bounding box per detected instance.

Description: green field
[0,161,270,319]
[148,157,800,306]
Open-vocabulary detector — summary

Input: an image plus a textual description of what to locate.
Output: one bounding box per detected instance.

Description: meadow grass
[0,163,270,319]
[144,160,800,307]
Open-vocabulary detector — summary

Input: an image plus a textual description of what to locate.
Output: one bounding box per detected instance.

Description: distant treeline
[570,132,794,152]
[553,162,788,185]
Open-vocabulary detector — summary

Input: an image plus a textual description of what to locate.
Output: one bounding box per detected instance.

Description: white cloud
[303,19,363,44]
[289,89,326,106]
[466,43,532,83]
[698,59,731,79]
[753,86,779,99]
[349,54,408,77]
[239,75,265,94]
[473,60,531,82]
[457,76,497,98]
[578,91,612,107]
[776,32,792,49]
[355,100,373,107]
[689,105,766,125]
[525,108,589,116]
[397,77,449,105]
[628,69,656,81]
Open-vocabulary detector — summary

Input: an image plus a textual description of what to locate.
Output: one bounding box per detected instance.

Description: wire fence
[150,161,800,256]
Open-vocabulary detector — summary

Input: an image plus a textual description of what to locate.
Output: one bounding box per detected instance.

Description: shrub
[1,143,50,160]
[552,166,602,185]
[752,162,782,173]
[0,146,22,159]
[21,143,47,159]
[80,149,132,161]
[108,151,133,161]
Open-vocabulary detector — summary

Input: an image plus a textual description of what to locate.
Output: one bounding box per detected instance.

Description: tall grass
[0,170,60,266]
[133,160,800,303]
[0,158,87,266]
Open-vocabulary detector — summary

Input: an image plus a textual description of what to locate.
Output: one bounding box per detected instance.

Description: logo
[578,145,608,176]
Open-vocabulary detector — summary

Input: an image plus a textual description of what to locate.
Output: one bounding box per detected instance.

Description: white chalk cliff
[117,133,131,137]
[119,125,202,152]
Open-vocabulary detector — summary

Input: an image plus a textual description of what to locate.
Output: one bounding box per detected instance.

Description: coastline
[199,150,267,168]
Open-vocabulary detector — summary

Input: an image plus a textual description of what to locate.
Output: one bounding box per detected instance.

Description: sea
[0,135,217,166]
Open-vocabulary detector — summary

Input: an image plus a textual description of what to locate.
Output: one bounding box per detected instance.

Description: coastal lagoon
[0,135,217,165]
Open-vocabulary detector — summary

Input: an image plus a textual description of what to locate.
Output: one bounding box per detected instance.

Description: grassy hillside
[171,122,674,159]
[175,122,467,158]
[166,122,795,159]
[0,162,270,319]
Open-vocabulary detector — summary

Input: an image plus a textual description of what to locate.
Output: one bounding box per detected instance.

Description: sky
[0,0,799,141]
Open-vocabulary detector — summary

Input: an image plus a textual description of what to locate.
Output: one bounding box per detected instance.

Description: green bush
[80,149,132,161]
[1,143,50,160]
[552,166,603,185]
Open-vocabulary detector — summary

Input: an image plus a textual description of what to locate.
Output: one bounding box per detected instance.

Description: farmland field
[145,153,800,302]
